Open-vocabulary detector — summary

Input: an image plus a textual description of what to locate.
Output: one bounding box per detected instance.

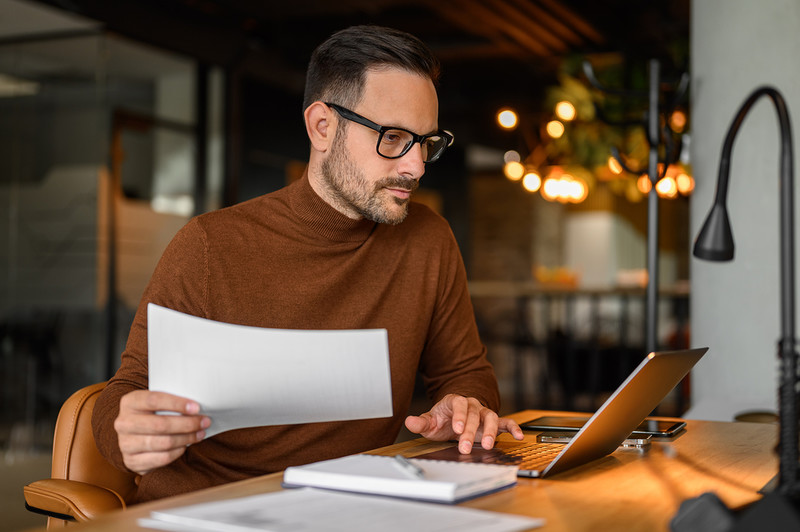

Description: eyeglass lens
[379,129,449,162]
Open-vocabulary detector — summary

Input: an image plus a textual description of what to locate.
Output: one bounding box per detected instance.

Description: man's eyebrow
[377,112,438,136]
[385,122,438,137]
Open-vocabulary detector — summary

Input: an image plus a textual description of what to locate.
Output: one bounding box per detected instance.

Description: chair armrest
[24,479,127,522]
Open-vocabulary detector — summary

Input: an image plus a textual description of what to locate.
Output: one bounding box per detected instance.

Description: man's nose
[397,142,426,180]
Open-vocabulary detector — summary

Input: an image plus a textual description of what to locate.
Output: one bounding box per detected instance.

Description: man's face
[319,68,439,225]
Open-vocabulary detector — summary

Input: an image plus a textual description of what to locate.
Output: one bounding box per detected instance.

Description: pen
[393,455,426,479]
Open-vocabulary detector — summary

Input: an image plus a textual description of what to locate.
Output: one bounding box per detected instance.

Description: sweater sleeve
[417,224,501,412]
[92,219,210,472]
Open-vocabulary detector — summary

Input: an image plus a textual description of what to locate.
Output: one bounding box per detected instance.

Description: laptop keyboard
[489,442,565,469]
[414,440,566,472]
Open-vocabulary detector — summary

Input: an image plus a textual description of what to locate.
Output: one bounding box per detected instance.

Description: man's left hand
[404,394,524,454]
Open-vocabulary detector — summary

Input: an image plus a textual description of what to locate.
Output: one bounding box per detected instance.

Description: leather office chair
[23,382,140,528]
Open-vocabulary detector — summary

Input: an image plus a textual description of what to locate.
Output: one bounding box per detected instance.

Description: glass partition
[0,13,217,452]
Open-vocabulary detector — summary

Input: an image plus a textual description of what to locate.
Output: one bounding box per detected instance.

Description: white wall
[564,212,616,287]
[563,211,680,348]
[688,0,800,420]
[564,211,678,290]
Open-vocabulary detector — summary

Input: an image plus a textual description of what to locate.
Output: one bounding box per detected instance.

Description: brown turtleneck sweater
[92,173,500,502]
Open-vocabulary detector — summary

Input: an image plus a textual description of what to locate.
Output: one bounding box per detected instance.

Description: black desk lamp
[693,86,799,497]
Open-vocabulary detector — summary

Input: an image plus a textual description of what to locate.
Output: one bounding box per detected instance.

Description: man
[92,25,523,502]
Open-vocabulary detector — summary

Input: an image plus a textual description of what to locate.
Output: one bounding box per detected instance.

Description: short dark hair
[303,25,440,111]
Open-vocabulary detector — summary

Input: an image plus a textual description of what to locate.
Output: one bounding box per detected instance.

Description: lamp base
[670,491,800,532]
[759,473,779,494]
[731,491,800,531]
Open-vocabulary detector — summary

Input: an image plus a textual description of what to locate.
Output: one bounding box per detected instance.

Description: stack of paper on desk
[140,487,544,532]
[282,453,518,503]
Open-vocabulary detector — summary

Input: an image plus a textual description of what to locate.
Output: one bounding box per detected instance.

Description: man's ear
[304,101,334,153]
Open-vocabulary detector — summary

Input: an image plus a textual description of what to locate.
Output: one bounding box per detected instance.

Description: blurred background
[4,0,797,529]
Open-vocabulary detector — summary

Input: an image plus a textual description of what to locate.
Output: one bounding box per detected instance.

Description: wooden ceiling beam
[482,0,569,54]
[454,0,554,57]
[506,0,587,47]
[427,2,532,61]
[538,0,606,44]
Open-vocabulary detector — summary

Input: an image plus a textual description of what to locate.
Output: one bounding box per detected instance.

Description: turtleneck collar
[288,169,377,243]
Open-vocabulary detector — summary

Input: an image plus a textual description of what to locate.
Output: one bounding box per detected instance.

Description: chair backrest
[52,382,139,504]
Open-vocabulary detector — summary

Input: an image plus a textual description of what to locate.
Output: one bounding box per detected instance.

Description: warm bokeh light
[555,101,577,121]
[608,156,623,175]
[539,172,587,203]
[497,108,518,129]
[503,161,525,181]
[656,176,678,198]
[676,172,695,194]
[670,110,687,132]
[637,175,652,194]
[522,171,541,192]
[541,178,560,201]
[546,120,565,138]
[503,150,521,163]
[569,179,588,203]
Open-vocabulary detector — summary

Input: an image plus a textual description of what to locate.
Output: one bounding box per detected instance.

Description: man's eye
[382,132,403,144]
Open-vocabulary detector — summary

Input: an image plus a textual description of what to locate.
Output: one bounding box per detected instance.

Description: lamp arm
[704,86,798,495]
[713,88,794,334]
[714,88,793,231]
[727,89,794,340]
[721,86,797,495]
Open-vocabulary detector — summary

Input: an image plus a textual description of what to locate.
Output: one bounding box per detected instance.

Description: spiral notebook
[281,453,518,503]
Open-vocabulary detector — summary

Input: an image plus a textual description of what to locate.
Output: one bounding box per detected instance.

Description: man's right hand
[114,390,211,475]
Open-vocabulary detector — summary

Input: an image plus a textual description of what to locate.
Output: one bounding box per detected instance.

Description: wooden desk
[54,410,777,532]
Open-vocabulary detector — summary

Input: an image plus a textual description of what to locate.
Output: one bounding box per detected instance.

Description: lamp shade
[693,203,734,261]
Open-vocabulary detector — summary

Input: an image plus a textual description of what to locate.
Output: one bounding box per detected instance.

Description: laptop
[414,347,708,478]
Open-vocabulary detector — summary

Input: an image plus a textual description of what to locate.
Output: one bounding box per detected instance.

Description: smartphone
[536,431,652,448]
[521,415,686,437]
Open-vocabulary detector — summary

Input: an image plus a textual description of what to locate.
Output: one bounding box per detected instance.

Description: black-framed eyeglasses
[326,102,454,163]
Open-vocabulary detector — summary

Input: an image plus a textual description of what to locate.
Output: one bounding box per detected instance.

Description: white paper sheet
[147,303,393,437]
[139,487,544,532]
